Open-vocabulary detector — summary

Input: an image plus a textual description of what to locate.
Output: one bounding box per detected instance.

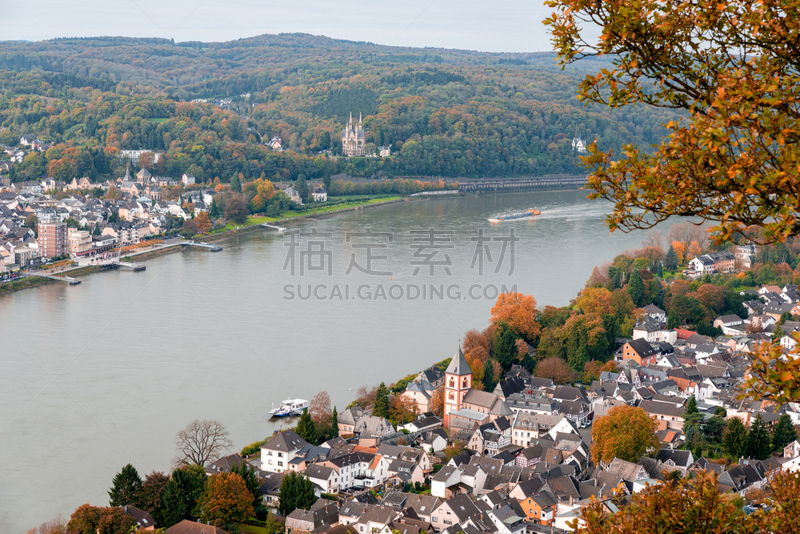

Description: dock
[183,241,223,252]
[27,273,81,285]
[262,223,287,232]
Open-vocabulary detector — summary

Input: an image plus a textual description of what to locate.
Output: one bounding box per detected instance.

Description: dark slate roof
[446,347,472,376]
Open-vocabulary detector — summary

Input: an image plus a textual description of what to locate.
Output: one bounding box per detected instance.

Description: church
[341,112,365,157]
[443,347,512,429]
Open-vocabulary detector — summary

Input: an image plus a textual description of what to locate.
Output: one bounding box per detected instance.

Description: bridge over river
[458,174,588,192]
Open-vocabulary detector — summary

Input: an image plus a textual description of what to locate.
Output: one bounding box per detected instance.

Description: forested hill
[0,34,679,182]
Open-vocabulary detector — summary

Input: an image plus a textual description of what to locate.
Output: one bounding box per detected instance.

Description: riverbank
[1,196,410,296]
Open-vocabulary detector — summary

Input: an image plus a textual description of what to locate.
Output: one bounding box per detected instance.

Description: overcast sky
[3,0,558,53]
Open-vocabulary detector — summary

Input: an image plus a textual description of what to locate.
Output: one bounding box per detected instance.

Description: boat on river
[269,398,308,418]
[488,208,541,223]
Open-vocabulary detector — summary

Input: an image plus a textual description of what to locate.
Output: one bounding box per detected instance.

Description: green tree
[161,464,206,527]
[230,174,242,193]
[664,245,678,270]
[772,413,798,453]
[491,324,519,370]
[626,269,645,307]
[277,471,299,516]
[722,417,748,459]
[747,414,772,460]
[295,410,317,444]
[373,382,390,418]
[483,359,496,392]
[296,174,309,201]
[108,463,142,507]
[682,397,704,448]
[329,407,339,439]
[278,472,317,516]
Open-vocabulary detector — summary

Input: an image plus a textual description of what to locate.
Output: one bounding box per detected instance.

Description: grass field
[209,196,402,233]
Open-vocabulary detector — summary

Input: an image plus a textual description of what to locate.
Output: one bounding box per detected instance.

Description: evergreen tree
[682,396,703,447]
[667,308,680,329]
[231,174,242,193]
[297,474,317,510]
[492,324,519,369]
[665,245,678,270]
[278,471,316,515]
[608,266,622,290]
[295,410,317,444]
[772,413,798,453]
[483,359,495,392]
[722,417,748,459]
[278,472,299,516]
[627,269,646,307]
[773,325,784,341]
[108,463,143,507]
[330,407,339,439]
[657,261,663,278]
[230,460,262,509]
[747,413,773,460]
[373,382,390,418]
[685,396,698,415]
[161,465,206,527]
[296,174,309,201]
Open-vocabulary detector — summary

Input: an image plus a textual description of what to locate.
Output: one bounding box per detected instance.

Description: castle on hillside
[341,112,365,157]
[572,135,587,153]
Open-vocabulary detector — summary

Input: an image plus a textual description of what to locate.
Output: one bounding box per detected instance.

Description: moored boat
[268,398,309,418]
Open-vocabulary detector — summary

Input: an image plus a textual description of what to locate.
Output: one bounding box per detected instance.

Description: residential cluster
[164,328,800,534]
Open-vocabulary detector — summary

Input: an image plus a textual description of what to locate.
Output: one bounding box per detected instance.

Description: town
[51,245,800,533]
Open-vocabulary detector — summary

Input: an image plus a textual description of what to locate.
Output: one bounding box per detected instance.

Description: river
[0,189,668,531]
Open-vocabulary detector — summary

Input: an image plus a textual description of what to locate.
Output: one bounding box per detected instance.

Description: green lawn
[239,524,267,534]
[147,117,170,123]
[206,196,401,233]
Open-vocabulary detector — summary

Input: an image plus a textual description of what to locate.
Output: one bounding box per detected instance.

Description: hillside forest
[0,34,681,184]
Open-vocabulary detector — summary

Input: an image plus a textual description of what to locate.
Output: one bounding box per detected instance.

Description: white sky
[3,0,557,53]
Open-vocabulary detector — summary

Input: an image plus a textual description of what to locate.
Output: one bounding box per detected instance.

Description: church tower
[443,346,472,428]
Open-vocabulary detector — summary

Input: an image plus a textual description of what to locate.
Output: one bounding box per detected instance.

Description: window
[432,518,438,523]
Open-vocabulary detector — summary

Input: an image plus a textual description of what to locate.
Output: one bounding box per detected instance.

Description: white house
[688,255,716,275]
[260,430,308,473]
[713,314,745,335]
[311,186,327,202]
[182,174,196,185]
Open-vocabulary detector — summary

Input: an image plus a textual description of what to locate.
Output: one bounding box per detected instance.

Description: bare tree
[27,515,67,534]
[174,419,232,467]
[309,391,332,426]
[641,229,663,252]
[667,222,709,249]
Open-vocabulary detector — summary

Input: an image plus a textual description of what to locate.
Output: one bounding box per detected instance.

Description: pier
[27,272,81,285]
[183,241,223,252]
[262,223,287,232]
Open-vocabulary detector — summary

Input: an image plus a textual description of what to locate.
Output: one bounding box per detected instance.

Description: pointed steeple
[446,346,472,377]
[359,113,363,127]
[349,112,353,126]
[125,164,131,181]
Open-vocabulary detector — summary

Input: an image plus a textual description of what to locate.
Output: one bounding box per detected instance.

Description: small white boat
[269,398,308,418]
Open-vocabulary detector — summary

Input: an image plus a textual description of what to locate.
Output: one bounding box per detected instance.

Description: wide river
[0,189,670,531]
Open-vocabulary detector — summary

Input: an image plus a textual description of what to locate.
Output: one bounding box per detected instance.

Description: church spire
[359,113,362,128]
